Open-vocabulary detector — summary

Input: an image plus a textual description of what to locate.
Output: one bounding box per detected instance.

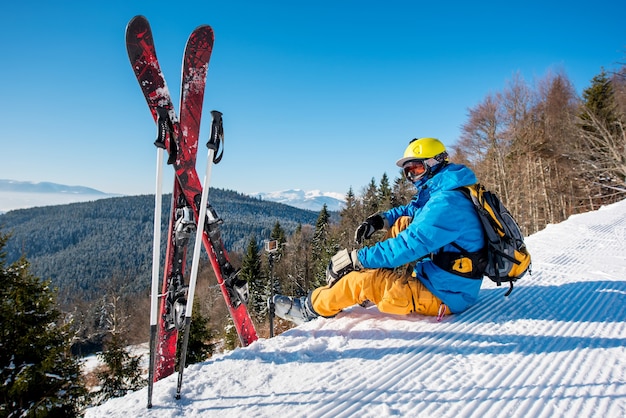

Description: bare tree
[576,107,626,200]
[455,71,584,234]
[528,71,582,227]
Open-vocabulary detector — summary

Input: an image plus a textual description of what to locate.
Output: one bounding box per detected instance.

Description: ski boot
[272,294,319,325]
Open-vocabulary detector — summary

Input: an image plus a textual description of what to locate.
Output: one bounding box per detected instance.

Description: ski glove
[326,249,362,287]
[354,213,386,244]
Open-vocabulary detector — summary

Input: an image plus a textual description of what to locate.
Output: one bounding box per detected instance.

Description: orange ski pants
[310,217,448,318]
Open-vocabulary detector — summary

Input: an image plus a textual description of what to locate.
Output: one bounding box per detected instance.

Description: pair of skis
[125,15,258,408]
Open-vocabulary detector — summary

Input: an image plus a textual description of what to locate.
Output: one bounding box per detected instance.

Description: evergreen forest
[0,188,319,301]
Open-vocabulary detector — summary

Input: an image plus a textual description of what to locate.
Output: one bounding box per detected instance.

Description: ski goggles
[402,159,429,182]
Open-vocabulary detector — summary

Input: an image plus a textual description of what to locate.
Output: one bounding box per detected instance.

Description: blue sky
[1,1,624,197]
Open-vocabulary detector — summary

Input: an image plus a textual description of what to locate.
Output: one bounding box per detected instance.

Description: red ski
[125,15,258,408]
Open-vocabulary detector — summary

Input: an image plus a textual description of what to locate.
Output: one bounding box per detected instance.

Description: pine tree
[341,187,360,222]
[94,333,144,405]
[270,221,286,246]
[240,236,266,321]
[310,204,334,288]
[377,173,393,211]
[176,302,215,366]
[581,70,621,133]
[361,178,379,217]
[391,173,414,207]
[0,231,89,417]
[223,318,239,351]
[337,187,362,248]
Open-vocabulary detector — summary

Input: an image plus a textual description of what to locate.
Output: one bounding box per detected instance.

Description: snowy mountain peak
[249,189,345,212]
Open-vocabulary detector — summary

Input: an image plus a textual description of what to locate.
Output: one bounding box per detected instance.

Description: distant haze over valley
[0,180,345,214]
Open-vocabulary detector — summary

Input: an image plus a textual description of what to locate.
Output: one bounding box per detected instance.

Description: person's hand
[326,249,362,287]
[354,213,385,244]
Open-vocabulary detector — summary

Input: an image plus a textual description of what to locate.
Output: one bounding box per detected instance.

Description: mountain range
[0,179,119,214]
[0,179,109,195]
[248,189,345,212]
[0,180,345,214]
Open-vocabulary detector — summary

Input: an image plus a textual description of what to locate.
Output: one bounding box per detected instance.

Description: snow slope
[86,199,626,418]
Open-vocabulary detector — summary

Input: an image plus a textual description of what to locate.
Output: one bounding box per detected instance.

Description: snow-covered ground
[86,199,626,418]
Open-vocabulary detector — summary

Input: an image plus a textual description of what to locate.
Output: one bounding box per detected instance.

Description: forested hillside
[0,188,318,301]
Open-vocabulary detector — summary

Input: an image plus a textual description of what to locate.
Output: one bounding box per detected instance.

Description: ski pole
[147,121,167,408]
[176,110,223,399]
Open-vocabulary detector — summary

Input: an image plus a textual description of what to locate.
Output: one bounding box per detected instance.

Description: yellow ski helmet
[396,137,447,167]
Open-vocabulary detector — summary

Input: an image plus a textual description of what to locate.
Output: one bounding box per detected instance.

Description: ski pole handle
[155,106,178,165]
[207,110,224,163]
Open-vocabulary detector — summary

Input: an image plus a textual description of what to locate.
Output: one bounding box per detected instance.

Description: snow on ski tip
[125,16,178,123]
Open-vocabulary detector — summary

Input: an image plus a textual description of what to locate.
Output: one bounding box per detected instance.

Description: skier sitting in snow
[273,137,486,324]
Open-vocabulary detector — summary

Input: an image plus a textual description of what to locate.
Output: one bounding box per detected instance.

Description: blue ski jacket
[356,163,485,313]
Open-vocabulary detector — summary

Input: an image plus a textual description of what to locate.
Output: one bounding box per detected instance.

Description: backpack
[434,184,531,296]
